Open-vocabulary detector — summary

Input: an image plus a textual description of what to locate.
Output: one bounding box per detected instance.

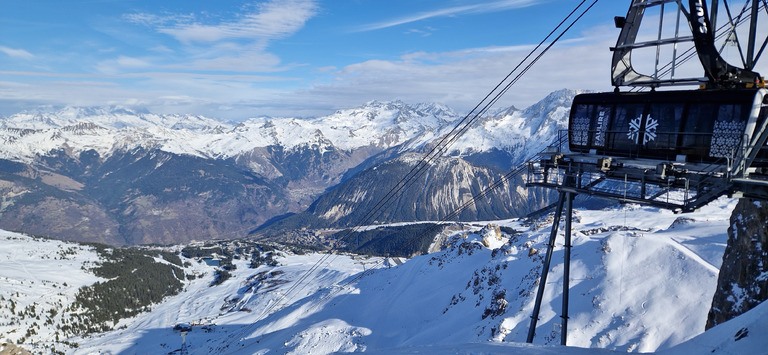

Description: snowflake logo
[627,115,658,145]
[628,115,642,144]
[643,116,658,144]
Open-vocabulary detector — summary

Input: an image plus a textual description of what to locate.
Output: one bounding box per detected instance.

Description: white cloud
[404,28,434,37]
[355,0,539,32]
[95,56,153,75]
[7,15,766,122]
[261,29,616,116]
[0,26,617,120]
[124,12,195,28]
[117,0,319,75]
[149,45,174,54]
[0,46,34,60]
[156,0,318,43]
[170,50,284,73]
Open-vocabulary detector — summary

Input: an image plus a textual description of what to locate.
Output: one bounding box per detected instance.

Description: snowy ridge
[447,89,580,163]
[0,92,577,165]
[0,232,102,351]
[0,102,458,162]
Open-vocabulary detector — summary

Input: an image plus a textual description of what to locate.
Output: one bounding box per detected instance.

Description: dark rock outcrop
[706,198,768,329]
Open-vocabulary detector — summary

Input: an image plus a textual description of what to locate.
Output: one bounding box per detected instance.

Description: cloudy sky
[0,1,762,120]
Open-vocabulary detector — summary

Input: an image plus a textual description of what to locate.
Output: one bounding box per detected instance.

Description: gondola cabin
[568,88,768,165]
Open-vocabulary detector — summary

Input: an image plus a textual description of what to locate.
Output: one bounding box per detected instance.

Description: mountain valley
[0,91,575,245]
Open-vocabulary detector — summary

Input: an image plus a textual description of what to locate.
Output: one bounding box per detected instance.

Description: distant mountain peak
[522,88,584,117]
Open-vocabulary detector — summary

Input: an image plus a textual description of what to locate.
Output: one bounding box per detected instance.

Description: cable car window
[646,103,684,151]
[710,104,748,158]
[610,103,645,155]
[681,103,717,159]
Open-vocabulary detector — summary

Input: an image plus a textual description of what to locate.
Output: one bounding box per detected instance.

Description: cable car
[568,88,768,164]
[562,0,768,171]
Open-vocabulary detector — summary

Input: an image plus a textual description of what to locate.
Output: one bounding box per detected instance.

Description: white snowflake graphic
[644,116,658,144]
[628,115,642,144]
[627,115,658,145]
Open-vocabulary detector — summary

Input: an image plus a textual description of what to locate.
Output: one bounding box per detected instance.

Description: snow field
[3,195,764,354]
[0,231,102,353]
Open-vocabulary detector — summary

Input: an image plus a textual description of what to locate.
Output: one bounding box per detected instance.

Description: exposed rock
[482,289,508,319]
[706,198,768,329]
[481,224,503,248]
[0,92,575,246]
[0,342,33,355]
[669,216,695,229]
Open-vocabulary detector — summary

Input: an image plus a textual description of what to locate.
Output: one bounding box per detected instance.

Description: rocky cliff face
[258,153,555,235]
[707,198,768,329]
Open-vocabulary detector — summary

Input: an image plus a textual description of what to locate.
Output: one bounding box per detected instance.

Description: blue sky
[0,1,707,119]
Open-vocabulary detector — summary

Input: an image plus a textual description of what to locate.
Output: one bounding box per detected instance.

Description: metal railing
[525,129,758,211]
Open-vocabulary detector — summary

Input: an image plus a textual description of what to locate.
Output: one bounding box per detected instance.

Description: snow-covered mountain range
[1,196,765,354]
[0,90,576,245]
[0,101,455,162]
[0,90,577,166]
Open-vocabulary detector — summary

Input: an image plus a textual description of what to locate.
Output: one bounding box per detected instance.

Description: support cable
[203,2,600,350]
[255,0,595,319]
[335,0,597,234]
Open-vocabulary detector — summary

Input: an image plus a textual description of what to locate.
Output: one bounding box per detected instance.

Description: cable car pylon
[526,186,576,345]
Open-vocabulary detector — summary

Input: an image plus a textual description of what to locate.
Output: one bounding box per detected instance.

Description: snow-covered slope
[17,196,740,354]
[0,232,102,352]
[2,196,765,354]
[449,89,579,164]
[287,153,551,229]
[660,299,768,355]
[0,93,578,245]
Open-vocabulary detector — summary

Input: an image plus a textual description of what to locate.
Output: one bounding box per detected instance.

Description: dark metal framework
[528,124,768,212]
[525,118,768,344]
[612,0,767,88]
[526,188,575,345]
